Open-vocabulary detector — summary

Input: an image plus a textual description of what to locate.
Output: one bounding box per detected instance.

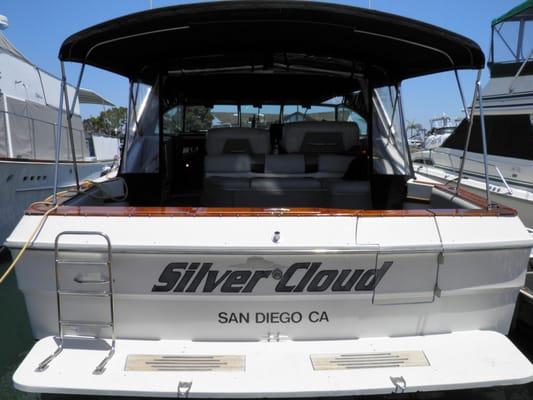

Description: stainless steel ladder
[36,231,116,375]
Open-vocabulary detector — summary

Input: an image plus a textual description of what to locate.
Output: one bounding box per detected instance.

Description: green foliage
[162,105,215,134]
[185,106,213,132]
[83,106,127,137]
[162,106,182,135]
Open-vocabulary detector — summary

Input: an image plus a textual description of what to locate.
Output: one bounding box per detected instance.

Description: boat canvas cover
[492,0,533,26]
[0,32,31,64]
[3,96,86,161]
[78,88,114,106]
[58,1,484,86]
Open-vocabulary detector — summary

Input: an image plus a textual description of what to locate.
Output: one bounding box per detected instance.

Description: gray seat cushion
[264,154,305,175]
[206,127,270,155]
[251,177,322,191]
[281,121,359,153]
[204,154,252,177]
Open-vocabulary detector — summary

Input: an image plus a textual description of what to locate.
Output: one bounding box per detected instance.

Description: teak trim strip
[24,183,517,218]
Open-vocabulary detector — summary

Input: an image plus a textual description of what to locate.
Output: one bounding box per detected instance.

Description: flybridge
[151,261,393,294]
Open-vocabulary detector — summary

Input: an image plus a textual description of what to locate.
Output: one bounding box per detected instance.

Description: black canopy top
[59,1,484,89]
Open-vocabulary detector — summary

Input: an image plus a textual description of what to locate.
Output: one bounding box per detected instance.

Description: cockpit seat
[202,122,371,209]
[202,127,269,206]
[205,127,271,156]
[281,121,359,154]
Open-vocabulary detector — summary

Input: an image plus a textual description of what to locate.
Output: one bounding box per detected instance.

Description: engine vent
[311,351,429,370]
[125,354,245,372]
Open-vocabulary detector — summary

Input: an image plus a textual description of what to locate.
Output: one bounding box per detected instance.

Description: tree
[185,106,213,132]
[83,107,127,137]
[161,105,215,134]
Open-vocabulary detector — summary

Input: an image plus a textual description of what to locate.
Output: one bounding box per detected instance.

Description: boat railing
[493,165,513,194]
[0,109,84,160]
[431,148,514,194]
[509,48,533,94]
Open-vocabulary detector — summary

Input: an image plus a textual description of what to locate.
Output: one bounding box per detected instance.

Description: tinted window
[240,105,281,129]
[443,114,533,160]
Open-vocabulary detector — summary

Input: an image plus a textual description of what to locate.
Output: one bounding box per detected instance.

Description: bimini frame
[50,0,493,210]
[454,69,494,207]
[53,65,495,210]
[51,61,494,208]
[52,62,86,204]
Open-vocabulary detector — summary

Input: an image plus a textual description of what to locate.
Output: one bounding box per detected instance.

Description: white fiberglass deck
[14,330,533,397]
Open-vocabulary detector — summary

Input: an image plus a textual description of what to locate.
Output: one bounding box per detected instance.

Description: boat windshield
[161,104,368,134]
[490,2,533,69]
[112,74,414,210]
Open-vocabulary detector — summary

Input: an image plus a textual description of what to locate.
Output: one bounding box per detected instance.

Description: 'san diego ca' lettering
[152,261,392,293]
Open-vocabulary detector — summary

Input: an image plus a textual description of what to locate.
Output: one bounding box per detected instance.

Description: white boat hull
[413,149,533,227]
[0,159,114,244]
[12,245,530,341]
[7,214,531,340]
[6,178,533,396]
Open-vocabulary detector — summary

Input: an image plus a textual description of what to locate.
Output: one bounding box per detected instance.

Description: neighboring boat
[5,1,533,397]
[0,16,120,244]
[421,115,460,150]
[412,0,533,228]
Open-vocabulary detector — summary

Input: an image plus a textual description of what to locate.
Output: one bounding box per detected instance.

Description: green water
[0,255,38,399]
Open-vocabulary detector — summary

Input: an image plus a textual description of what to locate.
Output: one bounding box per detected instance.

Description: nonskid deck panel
[14,331,533,397]
[125,354,246,372]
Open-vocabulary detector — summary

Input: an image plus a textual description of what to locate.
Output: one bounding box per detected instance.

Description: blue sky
[1,0,524,127]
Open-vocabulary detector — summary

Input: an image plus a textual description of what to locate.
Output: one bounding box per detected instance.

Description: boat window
[185,106,216,131]
[283,105,334,123]
[240,105,281,129]
[163,105,184,136]
[123,83,152,154]
[492,18,533,64]
[182,105,283,131]
[372,86,410,175]
[210,105,238,129]
[337,105,368,136]
[122,81,160,173]
[3,96,85,161]
[490,11,533,78]
[443,114,533,161]
[162,103,366,132]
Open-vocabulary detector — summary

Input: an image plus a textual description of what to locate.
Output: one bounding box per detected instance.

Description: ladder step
[60,320,113,327]
[56,260,110,266]
[73,277,110,284]
[58,290,111,297]
[44,231,117,374]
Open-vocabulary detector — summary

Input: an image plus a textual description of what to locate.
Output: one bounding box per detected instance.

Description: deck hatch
[311,351,429,370]
[125,354,245,372]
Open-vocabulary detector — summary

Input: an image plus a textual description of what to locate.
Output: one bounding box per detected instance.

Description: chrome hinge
[177,381,192,398]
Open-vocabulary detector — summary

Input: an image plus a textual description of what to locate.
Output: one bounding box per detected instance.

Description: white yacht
[4,1,533,397]
[0,16,120,244]
[421,115,460,150]
[413,1,533,228]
